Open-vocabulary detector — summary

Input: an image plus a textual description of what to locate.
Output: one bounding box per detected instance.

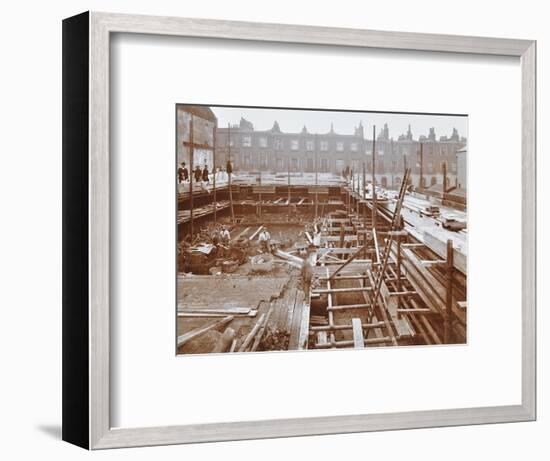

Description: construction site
[176,105,467,355]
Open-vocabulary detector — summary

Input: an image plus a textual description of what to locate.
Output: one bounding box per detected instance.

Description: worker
[194,165,202,183]
[258,227,271,253]
[313,230,321,248]
[177,162,186,183]
[202,164,210,183]
[221,226,231,245]
[301,256,313,295]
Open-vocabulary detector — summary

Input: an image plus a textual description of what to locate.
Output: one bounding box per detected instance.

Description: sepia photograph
[176,104,468,355]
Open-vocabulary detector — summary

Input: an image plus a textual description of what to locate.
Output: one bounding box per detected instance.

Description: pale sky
[211,106,468,141]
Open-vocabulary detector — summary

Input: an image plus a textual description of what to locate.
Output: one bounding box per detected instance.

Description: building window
[392,160,398,170]
[350,142,358,152]
[321,158,328,171]
[259,137,267,148]
[291,139,299,151]
[378,149,384,156]
[260,154,267,169]
[242,136,251,147]
[336,141,344,152]
[320,141,328,151]
[275,139,283,150]
[428,162,434,173]
[276,158,283,170]
[306,140,314,151]
[451,161,457,173]
[307,158,314,171]
[291,158,298,171]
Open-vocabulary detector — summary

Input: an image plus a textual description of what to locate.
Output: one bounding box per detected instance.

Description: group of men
[177,162,211,185]
[178,160,234,185]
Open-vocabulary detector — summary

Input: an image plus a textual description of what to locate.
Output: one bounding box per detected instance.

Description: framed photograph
[62,11,536,449]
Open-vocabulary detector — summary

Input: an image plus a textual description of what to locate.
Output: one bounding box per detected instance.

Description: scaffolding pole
[287,153,291,219]
[419,142,424,190]
[445,239,454,343]
[227,123,235,223]
[371,125,377,229]
[189,115,194,241]
[315,133,318,219]
[213,120,217,223]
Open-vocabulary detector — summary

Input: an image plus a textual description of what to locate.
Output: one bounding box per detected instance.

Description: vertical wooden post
[396,234,402,309]
[390,139,394,188]
[362,162,366,247]
[258,169,262,219]
[419,142,424,191]
[213,120,217,223]
[287,151,291,220]
[445,239,454,344]
[315,133,318,219]
[348,172,353,215]
[442,161,448,205]
[227,123,235,223]
[189,115,194,241]
[371,125,377,230]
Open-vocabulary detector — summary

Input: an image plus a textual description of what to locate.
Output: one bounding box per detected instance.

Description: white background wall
[0,0,546,459]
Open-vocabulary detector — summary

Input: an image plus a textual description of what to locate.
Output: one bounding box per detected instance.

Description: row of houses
[176,105,467,190]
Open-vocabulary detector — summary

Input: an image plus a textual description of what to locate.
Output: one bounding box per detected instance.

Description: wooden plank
[297,300,311,350]
[352,318,365,348]
[284,288,298,333]
[250,306,274,352]
[316,331,328,346]
[178,307,251,315]
[366,270,398,346]
[379,280,414,337]
[248,226,263,241]
[237,313,266,352]
[288,291,305,349]
[313,287,372,294]
[178,310,257,318]
[233,226,251,240]
[372,228,381,266]
[321,235,358,243]
[177,316,234,347]
[422,229,467,275]
[274,249,304,266]
[401,247,466,325]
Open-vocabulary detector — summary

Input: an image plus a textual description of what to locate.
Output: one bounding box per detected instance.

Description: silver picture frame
[62,11,536,449]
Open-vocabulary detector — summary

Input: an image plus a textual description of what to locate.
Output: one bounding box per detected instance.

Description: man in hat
[258,227,271,253]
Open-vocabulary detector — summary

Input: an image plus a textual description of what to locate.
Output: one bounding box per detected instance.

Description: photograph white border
[87,12,536,448]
